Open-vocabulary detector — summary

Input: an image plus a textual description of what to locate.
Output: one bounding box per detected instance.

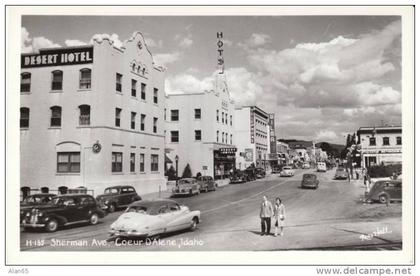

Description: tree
[181,163,193,178]
[165,165,177,180]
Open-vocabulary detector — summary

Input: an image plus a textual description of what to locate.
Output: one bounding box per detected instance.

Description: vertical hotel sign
[250,107,255,144]
[21,47,93,68]
[217,32,224,74]
[269,113,277,155]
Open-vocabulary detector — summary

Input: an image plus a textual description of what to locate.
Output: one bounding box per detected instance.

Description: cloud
[153,52,182,67]
[90,33,124,49]
[166,73,213,94]
[145,37,163,48]
[315,130,338,141]
[65,39,87,47]
[178,37,193,49]
[239,33,271,49]
[21,27,61,53]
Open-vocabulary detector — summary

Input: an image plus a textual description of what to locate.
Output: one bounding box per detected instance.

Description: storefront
[214,148,236,180]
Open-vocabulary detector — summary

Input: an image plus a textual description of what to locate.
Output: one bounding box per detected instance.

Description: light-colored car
[302,162,310,169]
[172,178,200,196]
[109,199,201,238]
[197,176,217,192]
[280,166,295,177]
[317,162,327,172]
[334,167,349,180]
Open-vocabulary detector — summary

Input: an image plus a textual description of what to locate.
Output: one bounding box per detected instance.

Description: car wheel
[89,213,99,225]
[190,218,198,231]
[379,195,389,204]
[45,219,58,232]
[108,204,116,213]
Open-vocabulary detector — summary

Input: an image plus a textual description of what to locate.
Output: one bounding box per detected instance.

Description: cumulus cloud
[65,39,87,47]
[145,37,163,48]
[21,27,61,53]
[90,33,124,48]
[315,130,338,141]
[153,52,182,67]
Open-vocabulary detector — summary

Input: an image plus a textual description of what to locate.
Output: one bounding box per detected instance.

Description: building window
[369,137,376,146]
[116,73,122,92]
[131,79,137,97]
[139,154,145,172]
[57,152,80,173]
[20,107,29,128]
[112,152,123,172]
[222,112,225,124]
[153,117,158,133]
[115,108,121,127]
[216,110,219,122]
[131,112,136,129]
[164,108,167,121]
[396,136,402,145]
[216,130,219,143]
[50,106,62,127]
[383,137,390,146]
[21,72,31,92]
[171,131,179,143]
[51,70,63,90]
[171,110,179,121]
[222,132,225,143]
[141,114,146,131]
[130,153,135,172]
[230,115,232,126]
[79,68,91,89]
[195,108,201,119]
[230,134,233,145]
[151,154,159,172]
[141,83,146,100]
[78,105,90,126]
[195,130,202,141]
[153,88,158,104]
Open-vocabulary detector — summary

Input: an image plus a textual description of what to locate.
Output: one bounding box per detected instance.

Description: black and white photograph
[5,5,415,266]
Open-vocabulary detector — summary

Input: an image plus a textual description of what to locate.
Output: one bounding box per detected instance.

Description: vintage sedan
[196,176,217,192]
[230,171,247,184]
[20,193,56,221]
[280,166,295,177]
[172,178,200,196]
[96,185,142,213]
[301,174,319,189]
[334,167,349,180]
[109,199,200,239]
[365,180,402,204]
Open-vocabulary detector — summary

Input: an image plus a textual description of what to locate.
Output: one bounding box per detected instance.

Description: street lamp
[175,155,179,186]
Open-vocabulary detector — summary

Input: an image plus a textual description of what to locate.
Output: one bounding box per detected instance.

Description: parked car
[334,167,349,180]
[301,174,319,189]
[172,178,200,196]
[271,166,281,174]
[243,168,257,181]
[230,171,247,184]
[255,168,266,179]
[21,194,107,232]
[109,199,200,239]
[20,193,56,221]
[280,166,295,177]
[365,180,402,204]
[317,162,327,172]
[96,186,142,213]
[302,162,311,169]
[196,176,217,192]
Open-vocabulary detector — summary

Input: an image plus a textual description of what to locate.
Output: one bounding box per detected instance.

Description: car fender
[45,214,67,225]
[377,192,391,200]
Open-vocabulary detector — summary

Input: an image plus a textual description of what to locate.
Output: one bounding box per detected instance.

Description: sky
[21,16,402,144]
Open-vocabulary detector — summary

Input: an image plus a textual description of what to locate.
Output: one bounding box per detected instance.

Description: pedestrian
[273,197,286,236]
[259,196,273,236]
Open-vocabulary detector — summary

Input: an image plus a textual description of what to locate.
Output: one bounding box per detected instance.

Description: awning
[165,154,173,164]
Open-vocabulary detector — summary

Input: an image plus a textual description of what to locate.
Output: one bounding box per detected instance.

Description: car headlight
[38,212,43,217]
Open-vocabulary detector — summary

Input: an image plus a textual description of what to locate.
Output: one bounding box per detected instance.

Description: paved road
[20,169,402,251]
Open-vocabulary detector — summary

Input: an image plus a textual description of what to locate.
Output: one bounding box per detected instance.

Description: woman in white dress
[273,197,286,236]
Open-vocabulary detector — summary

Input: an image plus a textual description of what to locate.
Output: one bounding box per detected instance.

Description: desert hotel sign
[21,46,93,68]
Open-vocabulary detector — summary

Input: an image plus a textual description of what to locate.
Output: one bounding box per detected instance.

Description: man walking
[260,196,274,236]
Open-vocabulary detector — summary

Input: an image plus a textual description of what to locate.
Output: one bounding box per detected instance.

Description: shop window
[141,114,146,131]
[20,107,29,128]
[112,152,123,172]
[171,110,179,121]
[171,131,179,143]
[153,88,158,104]
[151,154,159,172]
[396,136,402,145]
[139,154,145,172]
[57,152,80,173]
[195,130,202,141]
[79,68,91,89]
[78,105,90,126]
[216,131,219,143]
[131,79,137,97]
[369,137,376,146]
[21,72,31,92]
[130,153,135,172]
[116,73,122,92]
[51,70,63,90]
[153,117,158,133]
[131,112,136,129]
[141,83,146,100]
[383,137,390,146]
[115,108,122,127]
[195,108,201,119]
[50,106,62,127]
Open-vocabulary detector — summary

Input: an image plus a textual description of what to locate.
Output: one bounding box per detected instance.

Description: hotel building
[165,75,236,180]
[20,32,166,198]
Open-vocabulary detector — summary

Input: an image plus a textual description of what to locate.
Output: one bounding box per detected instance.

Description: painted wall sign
[21,47,94,68]
[250,107,255,144]
[217,32,224,74]
[269,113,277,155]
[245,148,254,162]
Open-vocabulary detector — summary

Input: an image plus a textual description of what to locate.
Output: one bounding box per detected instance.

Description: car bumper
[109,230,149,238]
[21,222,46,228]
[172,191,193,195]
[301,184,317,188]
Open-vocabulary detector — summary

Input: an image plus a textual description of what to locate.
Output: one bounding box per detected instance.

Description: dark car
[334,167,349,180]
[197,176,217,192]
[365,180,402,204]
[96,186,142,213]
[255,168,266,179]
[20,193,56,221]
[243,168,257,181]
[230,171,247,184]
[21,194,107,232]
[301,174,319,189]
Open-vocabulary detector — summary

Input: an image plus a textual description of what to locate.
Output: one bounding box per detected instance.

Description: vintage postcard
[5,5,414,265]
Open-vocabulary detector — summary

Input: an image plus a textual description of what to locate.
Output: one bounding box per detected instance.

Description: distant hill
[277,139,345,158]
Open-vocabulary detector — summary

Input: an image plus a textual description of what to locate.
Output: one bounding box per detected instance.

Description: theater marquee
[21,46,94,68]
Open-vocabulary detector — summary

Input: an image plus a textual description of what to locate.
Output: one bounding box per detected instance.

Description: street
[20,169,402,251]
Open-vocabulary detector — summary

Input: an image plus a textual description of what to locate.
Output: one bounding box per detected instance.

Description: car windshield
[23,196,45,204]
[283,167,291,170]
[337,167,345,171]
[125,206,149,214]
[303,174,316,179]
[105,188,119,194]
[179,179,193,184]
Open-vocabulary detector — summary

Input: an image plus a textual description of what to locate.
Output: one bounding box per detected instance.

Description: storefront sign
[250,107,255,144]
[269,113,276,155]
[245,148,253,162]
[219,148,237,155]
[22,47,94,68]
[217,32,224,74]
